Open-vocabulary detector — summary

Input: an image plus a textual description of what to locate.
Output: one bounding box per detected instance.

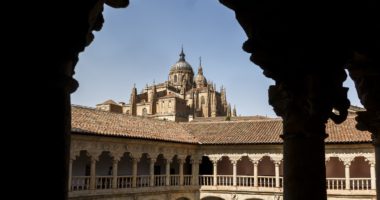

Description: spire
[179,46,185,61]
[233,105,237,117]
[198,57,203,75]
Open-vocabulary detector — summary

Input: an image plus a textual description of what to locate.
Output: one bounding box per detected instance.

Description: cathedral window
[174,75,177,83]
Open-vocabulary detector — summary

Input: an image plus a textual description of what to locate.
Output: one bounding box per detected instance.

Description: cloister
[69,105,375,200]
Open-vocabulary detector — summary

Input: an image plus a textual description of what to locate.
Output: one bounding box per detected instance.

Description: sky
[72,0,362,117]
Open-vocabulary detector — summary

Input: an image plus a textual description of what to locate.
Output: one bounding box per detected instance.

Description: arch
[350,156,370,178]
[202,197,224,200]
[71,150,91,191]
[142,108,147,116]
[72,150,91,177]
[258,156,275,176]
[200,156,213,175]
[176,198,190,200]
[326,157,344,178]
[237,156,253,175]
[217,156,232,175]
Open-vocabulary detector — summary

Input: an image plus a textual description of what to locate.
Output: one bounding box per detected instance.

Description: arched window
[201,96,205,104]
[142,108,147,116]
[174,75,177,82]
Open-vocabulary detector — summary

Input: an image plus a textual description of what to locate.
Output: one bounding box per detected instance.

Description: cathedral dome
[169,49,194,75]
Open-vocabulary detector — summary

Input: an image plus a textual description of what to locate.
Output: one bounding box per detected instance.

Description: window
[201,96,205,104]
[174,75,177,82]
[142,108,147,116]
[168,100,172,108]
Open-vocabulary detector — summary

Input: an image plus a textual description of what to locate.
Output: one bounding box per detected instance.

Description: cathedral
[96,48,235,122]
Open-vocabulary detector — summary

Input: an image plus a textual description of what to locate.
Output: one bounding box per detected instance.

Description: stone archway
[202,197,224,200]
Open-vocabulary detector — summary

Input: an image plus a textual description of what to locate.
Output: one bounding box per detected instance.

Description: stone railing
[350,178,371,190]
[199,175,213,186]
[184,175,192,186]
[326,178,345,190]
[70,175,373,192]
[71,176,90,191]
[217,175,233,186]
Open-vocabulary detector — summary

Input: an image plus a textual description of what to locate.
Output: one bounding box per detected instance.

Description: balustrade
[184,175,192,186]
[71,176,90,191]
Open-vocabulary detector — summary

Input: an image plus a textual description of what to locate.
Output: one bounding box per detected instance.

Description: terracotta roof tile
[71,105,371,144]
[71,105,198,143]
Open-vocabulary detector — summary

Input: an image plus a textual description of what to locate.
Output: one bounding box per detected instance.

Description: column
[90,157,97,190]
[253,162,258,187]
[232,161,237,186]
[229,155,241,187]
[132,157,139,188]
[345,164,350,190]
[275,162,280,188]
[166,159,171,186]
[179,158,185,186]
[112,159,119,189]
[191,158,201,186]
[341,157,353,190]
[68,159,73,191]
[149,158,156,187]
[371,162,376,190]
[209,155,222,186]
[367,157,376,190]
[213,161,217,186]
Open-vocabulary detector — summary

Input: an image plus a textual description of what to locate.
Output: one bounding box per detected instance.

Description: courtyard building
[70,105,375,200]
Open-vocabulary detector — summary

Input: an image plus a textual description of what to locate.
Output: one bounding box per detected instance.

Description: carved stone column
[209,155,222,186]
[191,157,202,186]
[178,156,186,186]
[219,2,350,200]
[271,156,283,188]
[165,158,172,186]
[131,157,140,188]
[87,151,101,190]
[89,157,97,190]
[229,155,241,187]
[110,151,123,189]
[149,158,156,187]
[248,154,262,188]
[340,157,354,190]
[370,161,376,190]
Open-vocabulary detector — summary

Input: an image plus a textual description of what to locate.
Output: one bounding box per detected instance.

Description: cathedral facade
[96,49,234,122]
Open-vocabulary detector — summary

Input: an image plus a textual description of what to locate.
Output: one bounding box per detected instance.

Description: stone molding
[325,153,375,165]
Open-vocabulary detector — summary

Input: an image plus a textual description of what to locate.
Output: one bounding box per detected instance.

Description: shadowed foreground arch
[25,0,379,200]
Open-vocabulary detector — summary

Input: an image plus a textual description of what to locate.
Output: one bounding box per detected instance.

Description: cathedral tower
[168,47,194,90]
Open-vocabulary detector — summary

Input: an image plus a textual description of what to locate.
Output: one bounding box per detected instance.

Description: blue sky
[72,0,362,117]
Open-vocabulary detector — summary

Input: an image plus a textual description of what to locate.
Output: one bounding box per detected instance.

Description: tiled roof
[183,117,371,144]
[325,116,371,143]
[71,105,198,143]
[190,116,272,122]
[182,120,283,144]
[71,105,371,144]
